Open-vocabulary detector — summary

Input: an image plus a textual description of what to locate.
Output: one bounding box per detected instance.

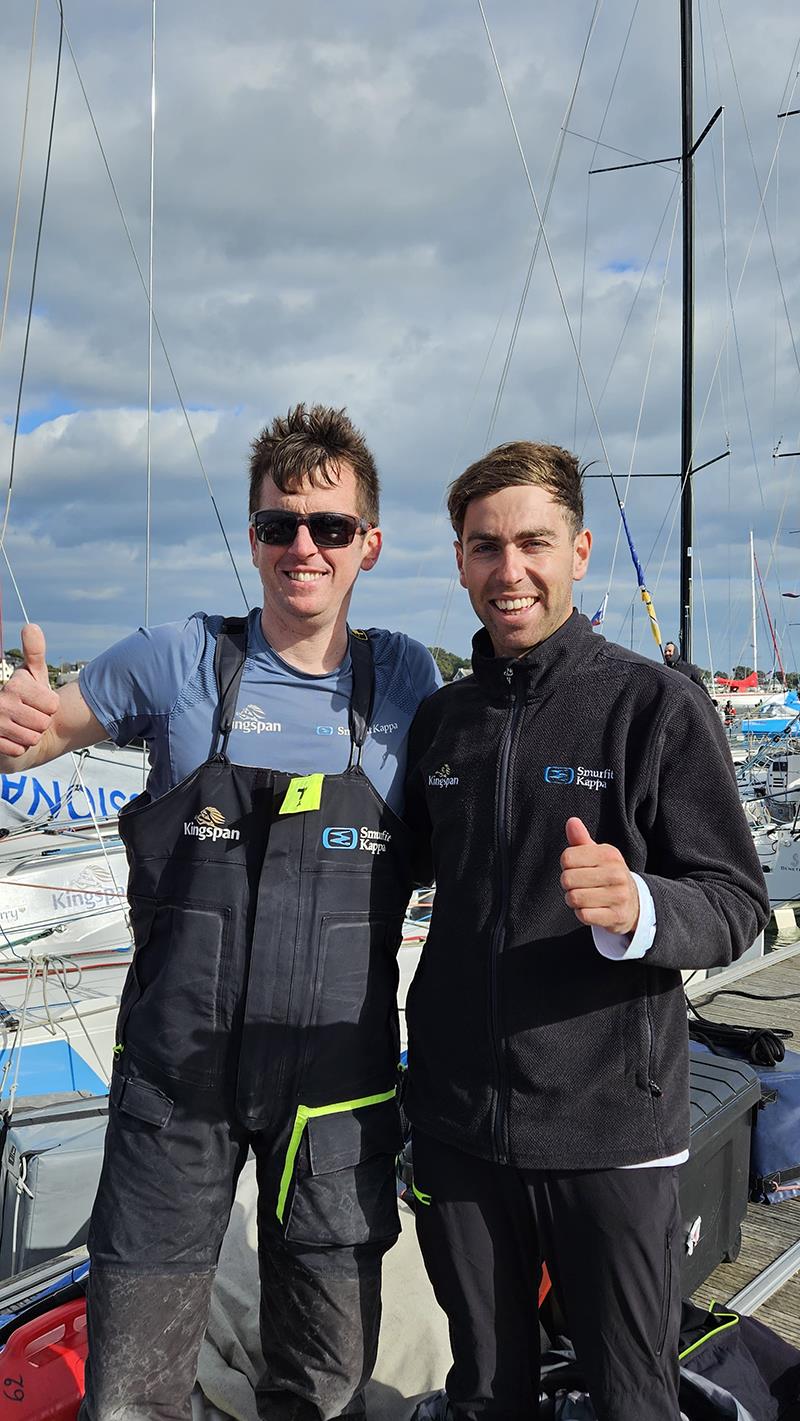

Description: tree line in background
[428,647,471,681]
[3,644,798,690]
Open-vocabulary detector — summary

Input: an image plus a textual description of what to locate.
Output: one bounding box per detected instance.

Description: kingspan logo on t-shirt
[232,704,282,734]
[544,765,614,791]
[184,806,241,842]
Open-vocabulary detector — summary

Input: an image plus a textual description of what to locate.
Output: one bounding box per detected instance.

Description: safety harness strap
[213,616,249,757]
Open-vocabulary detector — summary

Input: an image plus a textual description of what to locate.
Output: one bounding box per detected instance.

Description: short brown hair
[249,403,380,524]
[447,441,584,538]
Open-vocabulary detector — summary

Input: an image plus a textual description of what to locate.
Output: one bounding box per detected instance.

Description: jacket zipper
[489,664,523,1162]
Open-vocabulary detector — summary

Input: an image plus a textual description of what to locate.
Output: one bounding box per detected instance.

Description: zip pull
[504,665,513,686]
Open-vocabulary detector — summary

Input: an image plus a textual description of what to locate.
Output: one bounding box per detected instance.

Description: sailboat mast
[679,0,695,662]
[750,530,758,683]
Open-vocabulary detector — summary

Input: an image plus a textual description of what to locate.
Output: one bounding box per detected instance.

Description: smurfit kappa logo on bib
[184,806,241,842]
[544,765,614,792]
[322,826,392,855]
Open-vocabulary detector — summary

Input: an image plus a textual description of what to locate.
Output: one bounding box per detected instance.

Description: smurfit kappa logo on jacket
[183,806,241,842]
[544,765,614,791]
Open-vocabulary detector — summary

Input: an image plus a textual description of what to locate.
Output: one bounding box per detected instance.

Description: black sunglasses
[250,509,373,549]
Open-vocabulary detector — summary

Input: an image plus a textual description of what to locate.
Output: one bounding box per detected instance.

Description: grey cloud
[1,0,798,671]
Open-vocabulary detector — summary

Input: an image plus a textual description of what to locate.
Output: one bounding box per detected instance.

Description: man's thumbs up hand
[21,623,52,687]
[560,817,640,936]
[0,624,60,759]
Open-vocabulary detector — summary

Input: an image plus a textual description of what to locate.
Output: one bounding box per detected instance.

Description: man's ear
[249,525,258,566]
[360,526,382,572]
[572,528,592,583]
[454,539,466,588]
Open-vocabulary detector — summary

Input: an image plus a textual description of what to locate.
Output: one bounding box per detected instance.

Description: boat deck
[687,941,800,1347]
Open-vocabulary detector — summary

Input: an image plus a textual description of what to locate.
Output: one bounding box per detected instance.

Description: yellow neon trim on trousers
[412,1183,431,1206]
[276,1088,397,1223]
[678,1309,739,1361]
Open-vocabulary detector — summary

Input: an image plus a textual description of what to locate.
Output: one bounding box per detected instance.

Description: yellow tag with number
[278,773,324,815]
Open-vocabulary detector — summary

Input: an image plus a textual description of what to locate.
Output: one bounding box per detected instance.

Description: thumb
[21,623,50,685]
[565,816,594,849]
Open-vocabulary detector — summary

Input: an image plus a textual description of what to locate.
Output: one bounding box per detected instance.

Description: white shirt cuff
[592,874,656,960]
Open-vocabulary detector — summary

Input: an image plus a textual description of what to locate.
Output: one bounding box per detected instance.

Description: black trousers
[78,1061,398,1421]
[412,1130,683,1421]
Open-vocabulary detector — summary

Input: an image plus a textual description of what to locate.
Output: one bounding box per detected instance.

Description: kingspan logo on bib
[184,806,241,842]
[544,765,614,791]
[232,704,282,734]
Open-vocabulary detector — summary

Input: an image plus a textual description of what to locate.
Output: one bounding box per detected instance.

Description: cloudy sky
[1,0,798,674]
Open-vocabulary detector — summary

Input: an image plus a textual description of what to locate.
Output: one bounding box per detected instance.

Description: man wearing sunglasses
[0,404,439,1421]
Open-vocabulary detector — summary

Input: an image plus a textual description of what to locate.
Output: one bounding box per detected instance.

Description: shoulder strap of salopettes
[214,615,249,758]
[347,628,375,768]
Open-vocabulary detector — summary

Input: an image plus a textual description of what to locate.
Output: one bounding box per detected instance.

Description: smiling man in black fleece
[403,441,769,1421]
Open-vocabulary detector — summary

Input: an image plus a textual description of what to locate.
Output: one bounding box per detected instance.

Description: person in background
[663,639,711,695]
[403,441,769,1421]
[0,403,439,1421]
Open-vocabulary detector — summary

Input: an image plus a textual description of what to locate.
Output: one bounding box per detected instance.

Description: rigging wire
[697,554,716,686]
[604,189,682,638]
[715,3,800,388]
[431,0,605,650]
[144,0,156,629]
[475,1,613,481]
[561,129,678,172]
[573,0,642,446]
[0,0,63,554]
[59,13,248,608]
[579,174,681,456]
[476,0,666,653]
[696,3,732,458]
[0,0,41,358]
[484,0,605,450]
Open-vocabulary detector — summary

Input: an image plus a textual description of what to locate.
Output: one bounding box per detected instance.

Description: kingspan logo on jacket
[183,806,241,842]
[428,763,459,788]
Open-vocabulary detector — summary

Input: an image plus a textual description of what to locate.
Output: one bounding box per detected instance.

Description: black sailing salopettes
[80,620,415,1421]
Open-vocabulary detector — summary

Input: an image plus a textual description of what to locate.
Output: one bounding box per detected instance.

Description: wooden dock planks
[689,946,800,1346]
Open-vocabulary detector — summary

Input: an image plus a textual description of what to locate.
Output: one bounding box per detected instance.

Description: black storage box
[0,1093,108,1281]
[679,1051,761,1294]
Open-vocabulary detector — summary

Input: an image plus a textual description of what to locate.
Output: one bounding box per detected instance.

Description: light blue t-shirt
[80,609,440,816]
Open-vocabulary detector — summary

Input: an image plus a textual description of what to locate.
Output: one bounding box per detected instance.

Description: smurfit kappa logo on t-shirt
[232,704,282,734]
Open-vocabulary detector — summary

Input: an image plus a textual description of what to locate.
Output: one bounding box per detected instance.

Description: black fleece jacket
[667,654,711,695]
[404,611,769,1170]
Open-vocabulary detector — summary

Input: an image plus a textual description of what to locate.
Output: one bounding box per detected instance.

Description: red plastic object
[0,1298,87,1419]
